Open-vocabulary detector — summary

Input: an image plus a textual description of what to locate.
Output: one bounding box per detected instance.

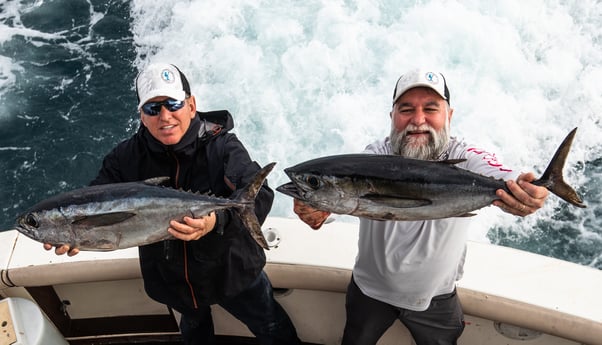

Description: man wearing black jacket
[45,63,300,345]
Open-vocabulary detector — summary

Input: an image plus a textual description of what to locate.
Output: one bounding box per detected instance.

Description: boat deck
[2,217,601,345]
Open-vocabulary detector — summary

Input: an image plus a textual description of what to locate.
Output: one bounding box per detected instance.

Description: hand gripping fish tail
[231,162,277,250]
[532,127,586,208]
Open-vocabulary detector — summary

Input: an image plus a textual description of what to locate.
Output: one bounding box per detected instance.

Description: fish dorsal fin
[72,212,136,227]
[363,195,431,208]
[439,159,466,165]
[144,177,170,186]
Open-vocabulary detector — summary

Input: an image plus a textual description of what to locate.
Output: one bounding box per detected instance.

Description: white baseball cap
[136,63,191,110]
[392,68,450,105]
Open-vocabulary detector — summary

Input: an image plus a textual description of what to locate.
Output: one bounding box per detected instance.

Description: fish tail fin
[534,128,586,208]
[232,162,276,249]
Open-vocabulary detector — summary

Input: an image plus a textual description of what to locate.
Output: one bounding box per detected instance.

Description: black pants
[179,271,300,345]
[342,277,465,345]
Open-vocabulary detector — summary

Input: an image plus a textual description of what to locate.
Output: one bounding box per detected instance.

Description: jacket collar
[140,109,235,154]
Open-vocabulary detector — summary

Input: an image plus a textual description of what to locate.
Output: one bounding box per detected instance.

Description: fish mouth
[15,220,33,237]
[276,182,304,199]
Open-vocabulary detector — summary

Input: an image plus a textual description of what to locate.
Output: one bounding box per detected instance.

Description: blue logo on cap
[161,69,175,83]
[425,72,439,84]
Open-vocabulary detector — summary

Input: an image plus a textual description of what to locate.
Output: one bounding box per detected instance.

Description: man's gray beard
[390,122,450,160]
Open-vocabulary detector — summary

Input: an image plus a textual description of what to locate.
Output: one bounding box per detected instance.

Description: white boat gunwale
[1,216,601,345]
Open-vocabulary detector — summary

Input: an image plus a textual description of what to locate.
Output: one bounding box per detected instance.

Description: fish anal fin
[72,212,136,227]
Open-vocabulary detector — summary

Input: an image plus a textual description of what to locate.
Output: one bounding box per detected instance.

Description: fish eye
[305,176,321,189]
[25,214,39,228]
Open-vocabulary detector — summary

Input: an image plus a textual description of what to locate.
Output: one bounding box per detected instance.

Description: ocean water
[1,0,600,269]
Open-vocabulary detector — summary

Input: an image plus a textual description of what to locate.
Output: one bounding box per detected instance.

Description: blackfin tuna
[16,163,276,250]
[277,129,585,221]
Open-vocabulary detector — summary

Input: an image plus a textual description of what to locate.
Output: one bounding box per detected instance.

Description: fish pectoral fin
[363,195,431,208]
[72,212,136,227]
[456,212,477,218]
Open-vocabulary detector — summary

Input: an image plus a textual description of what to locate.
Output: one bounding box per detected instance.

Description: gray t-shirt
[352,136,520,311]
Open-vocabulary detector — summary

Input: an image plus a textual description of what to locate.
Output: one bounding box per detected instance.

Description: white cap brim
[137,89,186,110]
[393,69,448,104]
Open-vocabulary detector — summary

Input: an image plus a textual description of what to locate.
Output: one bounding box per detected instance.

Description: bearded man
[292,68,549,345]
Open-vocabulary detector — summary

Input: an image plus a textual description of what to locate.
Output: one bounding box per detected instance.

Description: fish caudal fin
[534,128,586,208]
[232,162,276,249]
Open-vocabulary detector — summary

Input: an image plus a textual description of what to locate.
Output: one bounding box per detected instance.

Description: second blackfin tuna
[277,128,586,221]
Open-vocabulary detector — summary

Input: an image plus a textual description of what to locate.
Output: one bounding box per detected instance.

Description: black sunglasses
[141,98,185,116]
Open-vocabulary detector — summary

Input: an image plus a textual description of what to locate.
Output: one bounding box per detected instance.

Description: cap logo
[425,72,439,84]
[161,69,175,83]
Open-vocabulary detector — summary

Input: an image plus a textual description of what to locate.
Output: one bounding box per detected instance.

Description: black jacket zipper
[170,150,199,309]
